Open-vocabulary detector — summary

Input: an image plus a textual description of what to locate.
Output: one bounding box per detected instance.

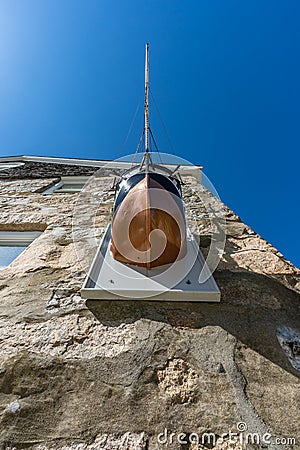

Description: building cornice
[0,155,203,173]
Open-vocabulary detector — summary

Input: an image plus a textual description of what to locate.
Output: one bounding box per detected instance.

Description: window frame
[0,231,42,269]
[42,176,89,194]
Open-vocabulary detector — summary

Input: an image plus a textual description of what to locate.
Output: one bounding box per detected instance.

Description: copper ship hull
[110,170,187,268]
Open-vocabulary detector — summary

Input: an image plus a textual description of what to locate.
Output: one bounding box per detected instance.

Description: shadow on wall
[86,269,300,380]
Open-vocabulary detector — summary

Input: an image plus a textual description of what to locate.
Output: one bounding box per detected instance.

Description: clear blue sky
[0,0,299,267]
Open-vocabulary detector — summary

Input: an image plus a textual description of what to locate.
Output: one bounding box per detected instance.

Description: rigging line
[148,137,156,168]
[132,129,145,166]
[123,99,142,148]
[149,128,163,164]
[149,88,176,155]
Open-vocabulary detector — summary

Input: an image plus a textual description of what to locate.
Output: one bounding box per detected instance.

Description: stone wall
[0,167,299,450]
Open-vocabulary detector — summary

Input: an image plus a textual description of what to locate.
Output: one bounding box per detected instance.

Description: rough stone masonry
[0,161,299,450]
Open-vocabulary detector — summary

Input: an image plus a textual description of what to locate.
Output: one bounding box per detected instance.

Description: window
[42,176,89,194]
[0,232,42,270]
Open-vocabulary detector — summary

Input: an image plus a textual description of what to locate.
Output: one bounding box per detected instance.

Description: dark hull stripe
[114,171,182,212]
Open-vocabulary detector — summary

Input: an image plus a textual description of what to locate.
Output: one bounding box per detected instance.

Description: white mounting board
[81,225,220,302]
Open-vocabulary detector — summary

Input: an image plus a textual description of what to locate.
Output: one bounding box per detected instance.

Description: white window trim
[42,181,64,194]
[0,231,42,246]
[42,176,89,194]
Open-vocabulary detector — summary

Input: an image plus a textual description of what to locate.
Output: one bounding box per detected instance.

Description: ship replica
[110,45,186,269]
[81,44,220,302]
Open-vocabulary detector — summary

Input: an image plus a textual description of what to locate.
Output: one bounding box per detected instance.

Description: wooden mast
[141,43,153,171]
[144,42,150,154]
